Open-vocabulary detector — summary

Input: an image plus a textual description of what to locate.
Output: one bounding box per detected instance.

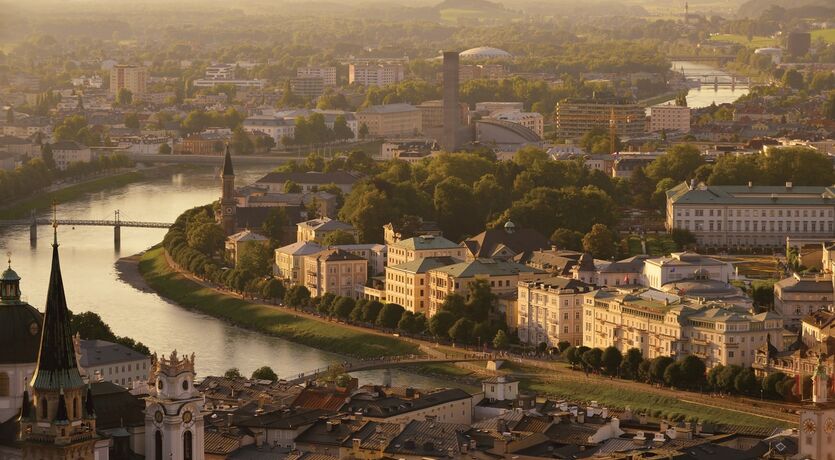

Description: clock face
[826,418,834,434]
[29,322,39,336]
[804,419,817,434]
[225,207,233,214]
[183,411,193,424]
[154,410,163,424]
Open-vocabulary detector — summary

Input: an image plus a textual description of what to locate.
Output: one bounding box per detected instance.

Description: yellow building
[385,256,459,315]
[516,277,594,347]
[427,259,544,316]
[357,103,421,139]
[225,229,269,266]
[387,235,464,267]
[555,96,646,140]
[582,288,783,368]
[274,241,325,284]
[303,248,368,298]
[109,64,147,96]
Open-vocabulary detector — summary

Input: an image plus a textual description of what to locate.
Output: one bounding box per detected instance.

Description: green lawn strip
[409,362,478,378]
[519,377,788,430]
[0,171,145,219]
[138,246,420,359]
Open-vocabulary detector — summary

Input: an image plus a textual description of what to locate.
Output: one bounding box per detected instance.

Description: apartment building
[555,96,646,140]
[205,64,236,80]
[109,64,147,96]
[51,140,93,170]
[225,229,269,266]
[385,256,460,315]
[387,235,464,267]
[641,252,733,289]
[290,77,325,98]
[297,67,337,86]
[275,241,325,284]
[666,181,835,249]
[517,277,594,347]
[490,111,545,138]
[649,104,691,133]
[349,63,405,86]
[582,288,783,368]
[427,259,544,316]
[303,248,368,298]
[356,103,421,138]
[74,336,151,388]
[296,217,358,244]
[774,274,833,327]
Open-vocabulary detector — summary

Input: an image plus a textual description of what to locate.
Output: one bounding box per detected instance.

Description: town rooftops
[310,248,365,262]
[51,140,87,150]
[388,256,461,274]
[297,217,355,232]
[360,103,418,114]
[429,258,543,278]
[667,181,835,205]
[227,229,269,243]
[645,252,726,267]
[344,388,472,418]
[390,234,459,251]
[462,226,551,259]
[77,339,149,368]
[256,171,362,186]
[383,420,471,457]
[521,276,593,293]
[598,255,649,273]
[232,407,332,430]
[89,381,146,429]
[803,309,835,329]
[775,274,834,294]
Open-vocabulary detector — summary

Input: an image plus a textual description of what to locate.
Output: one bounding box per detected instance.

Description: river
[670,60,750,108]
[0,166,456,388]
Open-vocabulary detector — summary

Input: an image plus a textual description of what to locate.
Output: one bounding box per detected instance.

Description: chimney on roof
[748,181,753,188]
[689,179,695,190]
[786,181,793,190]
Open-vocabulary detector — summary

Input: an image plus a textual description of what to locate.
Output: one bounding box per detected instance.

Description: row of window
[679,208,833,218]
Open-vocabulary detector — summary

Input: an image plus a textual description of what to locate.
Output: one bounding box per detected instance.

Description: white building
[192,79,265,89]
[641,252,734,290]
[666,181,835,250]
[649,104,691,133]
[490,111,545,138]
[74,336,152,388]
[205,64,236,80]
[348,63,405,86]
[51,140,93,170]
[297,67,337,86]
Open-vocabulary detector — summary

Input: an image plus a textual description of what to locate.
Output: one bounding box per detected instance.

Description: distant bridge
[0,210,173,247]
[280,354,491,385]
[669,55,737,64]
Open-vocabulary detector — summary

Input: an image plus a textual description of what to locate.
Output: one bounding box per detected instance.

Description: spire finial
[6,251,10,269]
[52,200,58,247]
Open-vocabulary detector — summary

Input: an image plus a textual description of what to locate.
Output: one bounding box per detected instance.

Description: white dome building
[459,46,512,60]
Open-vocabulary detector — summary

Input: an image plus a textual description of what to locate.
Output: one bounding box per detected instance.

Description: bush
[251,366,278,381]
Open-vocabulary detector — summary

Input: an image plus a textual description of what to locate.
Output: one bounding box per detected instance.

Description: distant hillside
[434,0,521,22]
[518,1,649,17]
[737,0,835,18]
[435,0,505,11]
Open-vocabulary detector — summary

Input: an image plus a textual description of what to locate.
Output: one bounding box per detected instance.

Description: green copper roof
[1,267,20,281]
[667,181,835,206]
[390,235,460,251]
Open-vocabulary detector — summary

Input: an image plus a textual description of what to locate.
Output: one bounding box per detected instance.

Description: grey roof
[78,339,149,368]
[361,103,418,114]
[51,140,87,151]
[598,255,649,273]
[232,407,331,430]
[775,275,834,293]
[384,420,470,456]
[388,256,460,274]
[476,119,542,142]
[345,388,472,418]
[523,276,593,293]
[667,181,835,205]
[429,258,543,278]
[390,234,460,251]
[297,217,355,232]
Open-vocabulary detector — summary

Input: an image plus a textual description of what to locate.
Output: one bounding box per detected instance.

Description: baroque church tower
[18,227,100,460]
[799,357,835,460]
[220,144,236,235]
[144,351,205,460]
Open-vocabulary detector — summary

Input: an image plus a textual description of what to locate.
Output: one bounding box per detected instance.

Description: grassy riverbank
[138,246,421,359]
[0,171,145,219]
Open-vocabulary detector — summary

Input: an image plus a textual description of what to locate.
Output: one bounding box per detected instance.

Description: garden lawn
[520,377,790,430]
[138,246,420,359]
[709,34,779,48]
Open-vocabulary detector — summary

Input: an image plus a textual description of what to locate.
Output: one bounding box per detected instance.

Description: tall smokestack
[442,51,460,152]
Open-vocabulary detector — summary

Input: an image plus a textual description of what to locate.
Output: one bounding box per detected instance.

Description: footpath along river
[0,165,457,387]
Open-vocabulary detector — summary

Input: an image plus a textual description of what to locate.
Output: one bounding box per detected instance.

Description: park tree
[284,285,311,307]
[663,362,683,387]
[333,115,355,141]
[284,180,302,193]
[124,113,140,129]
[358,123,369,140]
[718,365,743,393]
[261,279,286,303]
[434,177,480,241]
[557,341,571,353]
[41,143,55,169]
[582,224,617,260]
[440,294,466,317]
[762,372,787,399]
[397,311,418,333]
[621,348,643,380]
[493,330,509,350]
[551,228,584,251]
[70,311,115,341]
[645,144,704,183]
[449,318,475,344]
[734,367,759,395]
[680,355,707,389]
[601,346,623,376]
[322,229,356,246]
[251,366,278,381]
[707,364,725,390]
[429,311,456,338]
[237,244,272,276]
[376,303,405,328]
[261,207,288,248]
[332,297,356,319]
[782,69,804,90]
[582,347,603,372]
[650,356,674,383]
[116,88,133,105]
[187,222,225,256]
[158,143,172,155]
[361,300,384,322]
[224,368,242,379]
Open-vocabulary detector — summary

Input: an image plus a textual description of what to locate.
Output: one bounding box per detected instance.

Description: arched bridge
[280,353,492,385]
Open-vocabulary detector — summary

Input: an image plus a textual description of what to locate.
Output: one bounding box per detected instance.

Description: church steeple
[0,257,22,303]
[30,236,83,390]
[220,144,237,235]
[222,143,234,177]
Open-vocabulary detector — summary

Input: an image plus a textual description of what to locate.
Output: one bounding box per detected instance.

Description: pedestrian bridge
[0,211,173,247]
[280,353,492,385]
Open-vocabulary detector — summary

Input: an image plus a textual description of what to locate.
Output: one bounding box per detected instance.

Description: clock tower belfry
[144,350,204,460]
[799,356,835,460]
[220,144,236,235]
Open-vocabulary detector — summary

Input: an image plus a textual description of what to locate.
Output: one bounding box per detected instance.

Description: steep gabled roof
[462,227,550,259]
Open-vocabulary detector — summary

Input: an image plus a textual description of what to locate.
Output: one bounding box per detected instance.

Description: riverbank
[0,170,145,219]
[132,246,421,359]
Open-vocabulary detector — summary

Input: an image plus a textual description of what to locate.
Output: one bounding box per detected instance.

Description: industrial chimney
[442,51,460,152]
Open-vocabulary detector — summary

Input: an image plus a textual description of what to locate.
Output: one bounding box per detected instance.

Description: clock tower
[220,145,236,235]
[799,356,835,460]
[144,350,204,460]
